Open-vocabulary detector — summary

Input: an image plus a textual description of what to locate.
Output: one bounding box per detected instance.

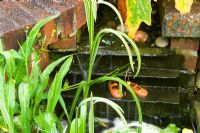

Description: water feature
[52,1,199,132]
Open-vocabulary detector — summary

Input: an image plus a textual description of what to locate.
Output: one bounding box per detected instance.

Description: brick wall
[0,0,86,69]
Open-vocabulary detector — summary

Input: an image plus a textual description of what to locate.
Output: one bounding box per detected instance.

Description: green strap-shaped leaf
[15,15,59,83]
[88,93,94,133]
[6,79,16,116]
[33,55,70,112]
[0,50,21,79]
[47,56,73,113]
[18,82,31,133]
[126,0,151,38]
[35,112,57,132]
[0,68,14,133]
[59,96,71,124]
[70,118,81,133]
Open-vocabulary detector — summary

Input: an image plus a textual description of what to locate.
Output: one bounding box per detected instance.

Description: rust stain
[189,15,194,20]
[167,21,173,27]
[186,29,191,34]
[171,29,176,33]
[181,20,187,25]
[172,15,177,20]
[177,27,182,32]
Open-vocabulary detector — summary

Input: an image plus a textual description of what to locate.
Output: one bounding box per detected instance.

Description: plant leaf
[0,50,21,78]
[79,103,87,133]
[5,79,15,116]
[97,0,124,32]
[93,28,141,77]
[59,96,71,124]
[29,52,40,98]
[92,0,97,21]
[83,0,90,33]
[15,15,59,83]
[94,117,108,128]
[42,55,70,78]
[160,124,180,133]
[69,83,84,120]
[70,118,81,133]
[126,0,152,38]
[35,112,57,133]
[0,71,14,133]
[79,96,129,132]
[89,76,142,133]
[89,93,94,133]
[47,56,73,113]
[175,0,193,14]
[33,56,70,111]
[18,82,31,133]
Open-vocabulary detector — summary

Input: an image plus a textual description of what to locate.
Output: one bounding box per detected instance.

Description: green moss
[175,49,198,57]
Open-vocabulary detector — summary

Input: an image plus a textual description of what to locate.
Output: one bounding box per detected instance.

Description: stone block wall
[0,0,86,69]
[158,0,200,72]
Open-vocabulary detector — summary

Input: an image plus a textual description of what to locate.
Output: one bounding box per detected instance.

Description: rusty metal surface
[158,0,200,37]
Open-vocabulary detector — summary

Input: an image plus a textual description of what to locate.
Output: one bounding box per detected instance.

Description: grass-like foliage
[64,0,143,133]
[0,15,73,133]
[0,0,143,132]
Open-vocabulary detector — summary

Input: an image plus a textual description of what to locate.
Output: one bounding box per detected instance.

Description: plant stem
[84,0,95,99]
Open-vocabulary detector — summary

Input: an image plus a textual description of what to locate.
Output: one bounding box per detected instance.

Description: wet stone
[0,2,36,27]
[158,0,200,37]
[134,30,148,43]
[0,17,23,50]
[0,18,19,34]
[0,1,86,51]
[155,36,169,48]
[17,2,52,21]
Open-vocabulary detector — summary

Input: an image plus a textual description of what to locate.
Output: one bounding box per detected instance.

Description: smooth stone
[134,30,148,43]
[196,71,200,88]
[155,36,169,48]
[116,25,128,33]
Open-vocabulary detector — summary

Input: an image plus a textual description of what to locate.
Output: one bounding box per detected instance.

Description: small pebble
[116,25,128,33]
[155,36,169,48]
[151,44,155,47]
[134,30,148,43]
